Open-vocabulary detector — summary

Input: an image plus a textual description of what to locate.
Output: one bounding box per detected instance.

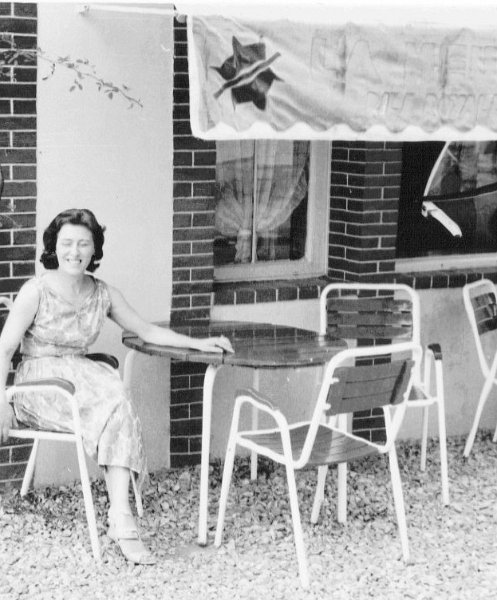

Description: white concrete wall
[33,2,174,484]
[413,287,497,438]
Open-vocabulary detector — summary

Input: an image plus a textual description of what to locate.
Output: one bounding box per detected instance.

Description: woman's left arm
[107,285,234,354]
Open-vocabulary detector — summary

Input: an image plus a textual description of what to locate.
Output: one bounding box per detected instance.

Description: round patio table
[123,320,346,545]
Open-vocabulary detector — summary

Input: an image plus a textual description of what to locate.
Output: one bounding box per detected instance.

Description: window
[396,141,497,271]
[213,140,329,281]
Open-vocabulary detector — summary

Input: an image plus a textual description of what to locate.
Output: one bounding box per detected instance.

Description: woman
[0,208,233,565]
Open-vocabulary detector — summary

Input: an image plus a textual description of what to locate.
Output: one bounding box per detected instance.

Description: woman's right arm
[0,280,39,443]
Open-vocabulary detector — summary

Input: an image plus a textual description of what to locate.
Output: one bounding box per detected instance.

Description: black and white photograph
[1,1,497,598]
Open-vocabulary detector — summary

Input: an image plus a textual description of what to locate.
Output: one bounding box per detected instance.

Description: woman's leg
[105,466,155,565]
[104,466,132,514]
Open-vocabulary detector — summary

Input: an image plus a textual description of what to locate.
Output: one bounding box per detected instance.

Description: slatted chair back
[319,283,420,346]
[0,296,22,368]
[325,358,414,417]
[0,297,20,373]
[0,296,26,370]
[0,296,13,325]
[462,279,497,377]
[462,279,497,457]
[298,342,420,465]
[463,280,497,336]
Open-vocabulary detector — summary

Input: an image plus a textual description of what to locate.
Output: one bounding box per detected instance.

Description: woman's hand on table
[107,286,235,354]
[195,336,234,354]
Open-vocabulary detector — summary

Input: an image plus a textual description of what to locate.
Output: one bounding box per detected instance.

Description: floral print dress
[13,275,147,489]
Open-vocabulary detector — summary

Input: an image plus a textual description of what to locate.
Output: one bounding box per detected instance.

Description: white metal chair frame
[318,282,449,509]
[1,296,142,562]
[215,342,420,588]
[462,278,497,457]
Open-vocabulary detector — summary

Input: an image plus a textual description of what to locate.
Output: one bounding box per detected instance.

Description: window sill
[396,254,497,273]
[213,267,497,307]
[213,277,330,306]
[394,267,497,289]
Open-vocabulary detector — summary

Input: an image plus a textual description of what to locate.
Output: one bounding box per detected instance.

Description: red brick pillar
[170,18,217,466]
[327,141,403,442]
[171,18,215,325]
[328,141,402,283]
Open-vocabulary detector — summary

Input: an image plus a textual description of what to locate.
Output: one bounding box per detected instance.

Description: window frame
[214,141,330,282]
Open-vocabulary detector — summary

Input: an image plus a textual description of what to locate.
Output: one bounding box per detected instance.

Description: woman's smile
[56,224,95,274]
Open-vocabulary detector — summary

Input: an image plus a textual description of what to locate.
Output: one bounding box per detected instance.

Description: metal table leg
[250,369,260,480]
[198,363,221,545]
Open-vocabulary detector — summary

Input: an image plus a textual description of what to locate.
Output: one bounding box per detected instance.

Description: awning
[176,1,497,140]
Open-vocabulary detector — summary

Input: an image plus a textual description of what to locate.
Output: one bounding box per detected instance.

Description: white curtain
[215,140,309,263]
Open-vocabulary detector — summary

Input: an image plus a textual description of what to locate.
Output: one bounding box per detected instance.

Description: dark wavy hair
[40,208,106,272]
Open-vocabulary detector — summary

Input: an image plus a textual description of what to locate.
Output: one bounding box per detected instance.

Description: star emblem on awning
[212,36,282,111]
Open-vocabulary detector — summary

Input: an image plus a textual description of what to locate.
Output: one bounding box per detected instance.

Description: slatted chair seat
[215,342,420,589]
[462,279,497,456]
[241,425,379,465]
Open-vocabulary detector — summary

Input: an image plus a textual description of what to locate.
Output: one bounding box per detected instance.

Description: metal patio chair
[318,283,449,513]
[0,296,142,562]
[462,278,497,457]
[215,341,420,589]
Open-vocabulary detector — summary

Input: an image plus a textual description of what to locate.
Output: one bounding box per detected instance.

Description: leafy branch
[0,34,142,109]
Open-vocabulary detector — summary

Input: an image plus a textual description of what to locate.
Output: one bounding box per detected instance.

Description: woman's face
[55,223,95,276]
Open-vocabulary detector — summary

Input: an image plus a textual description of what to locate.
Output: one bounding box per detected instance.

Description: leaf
[1,39,142,108]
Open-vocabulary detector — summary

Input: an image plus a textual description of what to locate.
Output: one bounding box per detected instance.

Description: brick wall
[170,360,205,466]
[326,142,405,442]
[170,18,213,466]
[0,1,37,488]
[171,18,216,326]
[328,141,402,283]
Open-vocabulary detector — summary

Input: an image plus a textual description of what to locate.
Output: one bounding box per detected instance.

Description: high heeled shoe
[107,509,156,565]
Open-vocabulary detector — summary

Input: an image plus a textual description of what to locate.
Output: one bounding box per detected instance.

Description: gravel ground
[1,432,497,600]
